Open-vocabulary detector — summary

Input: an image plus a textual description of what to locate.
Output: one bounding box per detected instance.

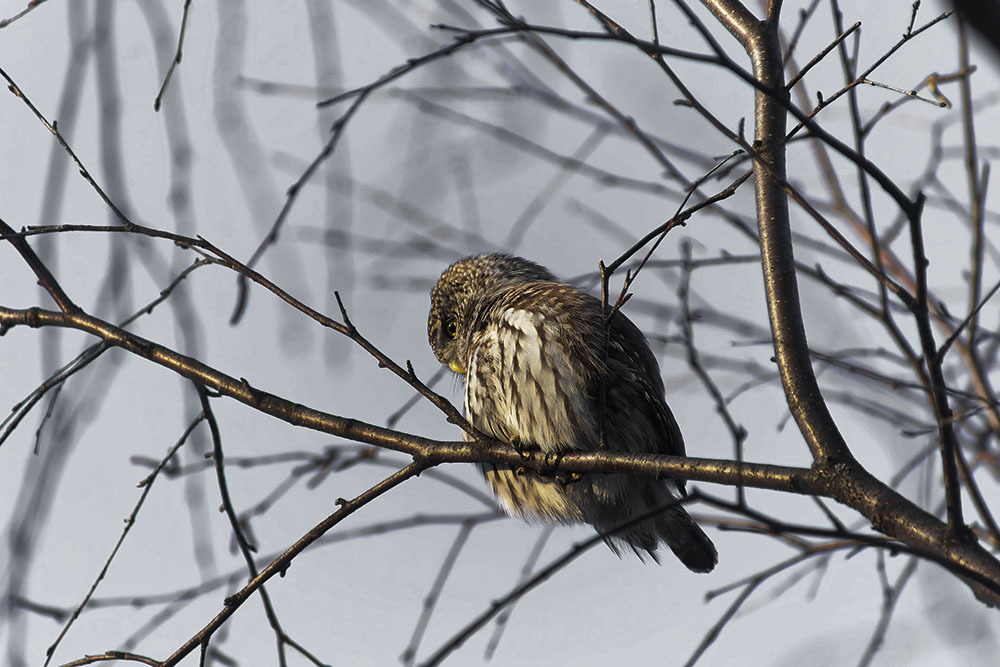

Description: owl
[427,253,717,572]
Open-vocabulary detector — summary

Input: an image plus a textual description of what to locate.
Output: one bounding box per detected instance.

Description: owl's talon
[510,437,533,461]
[543,451,564,476]
[514,466,528,476]
[557,472,584,486]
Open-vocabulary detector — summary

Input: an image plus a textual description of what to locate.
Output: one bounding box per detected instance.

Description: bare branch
[153,0,193,111]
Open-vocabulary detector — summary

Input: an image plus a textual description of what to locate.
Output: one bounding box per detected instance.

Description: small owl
[428,253,716,572]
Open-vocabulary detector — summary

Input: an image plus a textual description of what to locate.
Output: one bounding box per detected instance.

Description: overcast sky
[2,1,999,665]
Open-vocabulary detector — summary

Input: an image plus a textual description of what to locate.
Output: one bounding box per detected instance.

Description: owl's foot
[557,471,583,485]
[510,436,532,461]
[538,451,583,485]
[511,464,579,484]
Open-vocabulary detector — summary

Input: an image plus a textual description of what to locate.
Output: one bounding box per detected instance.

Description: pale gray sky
[1,1,998,665]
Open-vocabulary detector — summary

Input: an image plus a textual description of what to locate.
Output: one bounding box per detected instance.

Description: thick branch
[0,305,811,492]
[702,0,850,464]
[699,0,994,603]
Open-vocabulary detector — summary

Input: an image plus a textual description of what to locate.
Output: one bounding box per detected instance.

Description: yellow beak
[449,360,467,374]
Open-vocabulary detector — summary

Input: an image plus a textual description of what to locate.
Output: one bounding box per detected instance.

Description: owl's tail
[654,504,718,573]
[603,499,718,573]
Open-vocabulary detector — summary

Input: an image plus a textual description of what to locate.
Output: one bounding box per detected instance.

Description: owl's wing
[464,299,600,454]
[605,312,687,459]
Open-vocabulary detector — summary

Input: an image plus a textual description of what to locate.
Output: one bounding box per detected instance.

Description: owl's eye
[445,320,458,339]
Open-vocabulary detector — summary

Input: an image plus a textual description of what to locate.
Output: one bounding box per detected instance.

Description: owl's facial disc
[432,253,554,378]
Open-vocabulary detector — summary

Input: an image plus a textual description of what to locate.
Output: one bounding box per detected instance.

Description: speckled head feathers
[427,254,556,371]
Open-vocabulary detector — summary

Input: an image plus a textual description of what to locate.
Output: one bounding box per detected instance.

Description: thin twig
[420,496,700,667]
[678,241,748,506]
[160,462,426,666]
[0,0,52,29]
[859,77,948,107]
[856,557,919,667]
[483,526,554,660]
[153,0,193,110]
[44,415,205,666]
[785,20,860,90]
[402,521,476,666]
[195,385,292,666]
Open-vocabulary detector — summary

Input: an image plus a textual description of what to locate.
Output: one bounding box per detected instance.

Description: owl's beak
[449,360,467,374]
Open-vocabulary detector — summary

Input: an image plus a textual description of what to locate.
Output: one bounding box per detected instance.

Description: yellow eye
[446,320,458,339]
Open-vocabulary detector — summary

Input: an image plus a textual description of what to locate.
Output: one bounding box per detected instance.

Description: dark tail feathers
[656,504,717,573]
[603,503,718,573]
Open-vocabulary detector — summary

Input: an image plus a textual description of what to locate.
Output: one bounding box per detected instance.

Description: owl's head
[428,253,555,374]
